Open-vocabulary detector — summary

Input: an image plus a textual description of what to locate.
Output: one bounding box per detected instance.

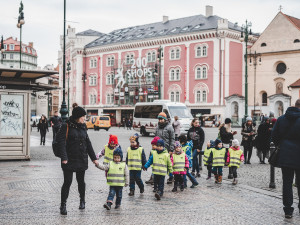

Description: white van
[133,100,193,136]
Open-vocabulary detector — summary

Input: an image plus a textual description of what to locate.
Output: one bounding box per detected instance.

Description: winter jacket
[226,146,244,164]
[170,152,189,175]
[256,122,271,151]
[96,161,129,186]
[207,147,228,165]
[58,116,97,172]
[37,119,49,134]
[241,124,256,144]
[219,125,233,145]
[187,126,205,151]
[155,122,175,152]
[182,142,192,167]
[144,149,173,173]
[49,116,62,128]
[96,144,121,160]
[125,145,147,166]
[172,120,181,135]
[271,107,300,169]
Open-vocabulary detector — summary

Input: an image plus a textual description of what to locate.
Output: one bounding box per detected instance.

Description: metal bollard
[269,142,276,188]
[199,154,203,170]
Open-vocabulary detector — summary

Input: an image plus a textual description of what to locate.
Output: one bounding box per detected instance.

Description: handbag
[268,145,280,167]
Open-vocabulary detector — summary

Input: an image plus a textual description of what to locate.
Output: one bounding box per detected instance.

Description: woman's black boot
[79,199,85,209]
[60,202,67,215]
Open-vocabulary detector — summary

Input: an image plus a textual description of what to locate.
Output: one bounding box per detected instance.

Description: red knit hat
[151,136,160,145]
[271,118,277,124]
[109,135,118,145]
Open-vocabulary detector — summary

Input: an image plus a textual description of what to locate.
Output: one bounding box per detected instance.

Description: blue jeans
[154,174,165,195]
[192,150,200,173]
[107,186,123,205]
[129,170,144,190]
[212,166,223,176]
[184,168,199,186]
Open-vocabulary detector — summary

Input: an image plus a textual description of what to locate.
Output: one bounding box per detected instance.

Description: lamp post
[67,61,71,115]
[17,1,25,69]
[0,35,5,64]
[155,46,163,99]
[240,20,253,121]
[45,91,52,119]
[59,0,68,121]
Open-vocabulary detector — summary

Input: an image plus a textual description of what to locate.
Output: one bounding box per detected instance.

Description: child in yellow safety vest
[96,135,120,165]
[207,139,227,184]
[95,147,129,210]
[226,139,244,185]
[145,136,160,185]
[143,139,173,200]
[170,141,189,192]
[203,140,215,180]
[126,133,147,196]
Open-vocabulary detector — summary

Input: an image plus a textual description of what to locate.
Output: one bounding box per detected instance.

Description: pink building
[58,6,252,124]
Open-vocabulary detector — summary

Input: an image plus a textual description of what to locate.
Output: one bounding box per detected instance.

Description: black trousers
[153,174,165,195]
[281,167,300,215]
[52,127,59,140]
[61,170,86,203]
[174,174,184,189]
[206,165,212,177]
[243,142,253,162]
[40,131,46,144]
[231,166,238,178]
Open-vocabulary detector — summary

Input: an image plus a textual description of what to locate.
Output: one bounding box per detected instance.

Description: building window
[89,75,97,86]
[262,92,267,106]
[170,69,175,81]
[169,68,180,81]
[4,44,7,50]
[202,90,207,102]
[106,94,114,104]
[152,52,156,62]
[276,62,286,74]
[175,92,180,102]
[9,44,15,50]
[175,49,180,59]
[126,54,134,64]
[170,48,180,60]
[196,91,201,103]
[10,54,14,60]
[196,67,201,79]
[195,44,208,57]
[202,46,207,56]
[175,69,180,80]
[170,91,180,102]
[90,58,96,68]
[261,43,267,47]
[147,52,152,62]
[195,65,208,79]
[89,95,96,105]
[196,47,201,57]
[107,56,114,66]
[170,49,175,59]
[106,74,114,85]
[170,92,174,102]
[202,67,207,79]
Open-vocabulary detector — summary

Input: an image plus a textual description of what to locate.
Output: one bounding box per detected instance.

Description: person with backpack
[56,106,98,215]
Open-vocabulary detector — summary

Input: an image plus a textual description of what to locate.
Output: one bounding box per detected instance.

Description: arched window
[262,92,267,106]
[170,92,175,102]
[110,56,115,66]
[175,92,180,102]
[152,52,156,62]
[106,93,114,104]
[89,95,96,105]
[202,46,207,56]
[196,67,201,79]
[170,49,175,59]
[175,69,180,80]
[126,55,131,64]
[107,57,111,66]
[202,67,207,79]
[170,69,175,81]
[175,49,180,59]
[196,46,201,57]
[196,91,201,102]
[202,90,207,102]
[147,52,152,62]
[261,43,267,47]
[106,74,113,85]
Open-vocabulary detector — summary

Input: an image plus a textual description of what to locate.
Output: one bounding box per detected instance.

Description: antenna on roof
[279,5,283,12]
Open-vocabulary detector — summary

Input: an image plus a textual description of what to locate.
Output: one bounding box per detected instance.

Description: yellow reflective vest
[104,145,115,164]
[107,161,126,186]
[173,152,186,172]
[152,150,172,175]
[212,148,226,167]
[228,148,243,168]
[182,146,188,153]
[203,147,213,166]
[127,147,143,170]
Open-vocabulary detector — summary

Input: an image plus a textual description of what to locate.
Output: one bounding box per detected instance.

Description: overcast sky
[1,0,300,68]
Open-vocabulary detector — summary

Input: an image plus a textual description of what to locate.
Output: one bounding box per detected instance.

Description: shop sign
[129,91,134,96]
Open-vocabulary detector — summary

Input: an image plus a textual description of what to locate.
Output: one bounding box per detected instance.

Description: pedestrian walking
[227,139,244,185]
[170,141,189,192]
[208,139,226,184]
[178,134,199,188]
[241,117,256,164]
[145,136,160,185]
[49,111,62,140]
[126,119,132,130]
[37,115,49,145]
[172,116,181,141]
[203,140,215,180]
[187,118,205,178]
[256,117,271,164]
[57,106,98,215]
[155,112,175,184]
[126,133,146,196]
[143,139,173,200]
[96,135,120,164]
[271,99,300,219]
[96,147,129,210]
[219,118,237,178]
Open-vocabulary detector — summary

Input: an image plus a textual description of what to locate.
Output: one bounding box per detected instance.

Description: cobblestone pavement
[0,127,299,225]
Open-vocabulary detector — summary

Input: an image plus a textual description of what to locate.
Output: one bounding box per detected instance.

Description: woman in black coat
[256,117,271,164]
[187,118,205,177]
[37,115,48,145]
[57,107,98,215]
[241,117,256,164]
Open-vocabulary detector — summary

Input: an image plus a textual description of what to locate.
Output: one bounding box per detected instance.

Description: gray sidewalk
[0,128,299,225]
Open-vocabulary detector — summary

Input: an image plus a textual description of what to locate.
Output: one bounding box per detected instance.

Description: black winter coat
[256,122,271,151]
[219,126,233,144]
[187,126,205,151]
[58,117,97,172]
[272,107,300,169]
[37,119,49,134]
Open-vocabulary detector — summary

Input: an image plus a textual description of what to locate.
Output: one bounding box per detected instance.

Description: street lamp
[45,91,52,119]
[0,35,5,65]
[155,46,163,99]
[82,72,87,107]
[67,61,71,115]
[240,20,253,120]
[59,0,68,121]
[17,1,25,69]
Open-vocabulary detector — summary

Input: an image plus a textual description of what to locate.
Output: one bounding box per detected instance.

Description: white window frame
[202,66,207,79]
[196,67,201,79]
[4,44,7,50]
[106,74,114,85]
[147,52,152,62]
[175,91,180,102]
[170,49,175,60]
[89,94,96,105]
[9,44,15,51]
[196,91,201,103]
[106,93,114,104]
[152,51,156,62]
[175,49,180,59]
[170,91,175,102]
[196,46,201,57]
[202,46,207,56]
[202,90,207,102]
[195,44,208,58]
[89,75,97,86]
[10,54,14,60]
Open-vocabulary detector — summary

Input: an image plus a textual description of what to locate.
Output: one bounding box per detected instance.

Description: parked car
[86,115,111,131]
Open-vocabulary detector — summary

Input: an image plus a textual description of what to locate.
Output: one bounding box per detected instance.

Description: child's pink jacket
[226,146,244,163]
[171,153,189,175]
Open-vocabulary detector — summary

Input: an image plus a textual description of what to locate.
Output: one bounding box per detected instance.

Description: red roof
[283,13,300,31]
[289,78,300,88]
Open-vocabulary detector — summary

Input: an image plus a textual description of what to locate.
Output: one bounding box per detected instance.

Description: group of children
[95,133,244,210]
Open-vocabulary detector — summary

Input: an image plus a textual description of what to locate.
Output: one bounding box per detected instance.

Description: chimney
[163,15,169,24]
[206,5,213,17]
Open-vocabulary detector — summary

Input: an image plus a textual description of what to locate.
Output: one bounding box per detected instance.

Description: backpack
[52,124,69,158]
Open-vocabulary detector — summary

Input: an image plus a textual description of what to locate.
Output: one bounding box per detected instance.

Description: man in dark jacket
[50,111,62,140]
[271,99,300,219]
